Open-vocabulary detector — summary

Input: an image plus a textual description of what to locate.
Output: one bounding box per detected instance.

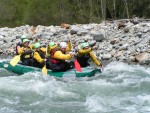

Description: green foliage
[0,0,150,27]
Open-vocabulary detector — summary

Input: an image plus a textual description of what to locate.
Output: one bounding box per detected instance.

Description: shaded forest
[0,0,150,27]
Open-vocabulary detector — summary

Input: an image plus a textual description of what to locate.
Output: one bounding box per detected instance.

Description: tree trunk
[124,0,129,19]
[89,0,93,22]
[113,0,116,19]
[101,0,106,21]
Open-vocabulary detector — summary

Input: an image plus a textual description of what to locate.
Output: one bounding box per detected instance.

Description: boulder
[110,38,119,45]
[60,23,70,29]
[130,17,139,25]
[129,56,135,62]
[91,31,105,42]
[114,51,124,58]
[110,49,116,57]
[0,35,4,40]
[3,42,12,48]
[102,54,112,60]
[124,26,131,33]
[0,49,3,54]
[70,26,82,34]
[77,30,89,36]
[83,25,93,30]
[88,40,96,47]
[135,53,149,62]
[119,44,129,50]
[4,37,16,43]
[118,22,126,29]
[136,32,142,38]
[0,40,4,45]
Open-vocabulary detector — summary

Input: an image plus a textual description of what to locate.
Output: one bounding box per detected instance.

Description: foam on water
[0,60,150,113]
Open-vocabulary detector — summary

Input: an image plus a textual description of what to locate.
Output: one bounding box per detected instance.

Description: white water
[0,59,150,113]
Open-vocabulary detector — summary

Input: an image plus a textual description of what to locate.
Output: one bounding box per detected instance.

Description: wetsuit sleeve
[29,44,34,49]
[40,48,46,53]
[34,52,44,63]
[78,48,91,54]
[18,47,24,55]
[77,48,92,57]
[66,41,71,52]
[89,51,101,66]
[54,51,71,60]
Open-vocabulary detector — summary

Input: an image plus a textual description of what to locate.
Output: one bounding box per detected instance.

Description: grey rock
[2,42,12,48]
[124,26,131,33]
[88,40,96,46]
[4,37,16,43]
[77,30,89,36]
[135,53,149,62]
[102,54,112,60]
[0,31,7,37]
[91,31,105,42]
[0,41,4,45]
[0,49,3,54]
[110,40,116,45]
[78,39,85,43]
[143,28,149,33]
[119,44,129,50]
[44,32,54,36]
[83,25,93,30]
[70,26,82,34]
[129,56,135,62]
[120,34,125,38]
[110,49,116,56]
[114,51,124,58]
[62,29,68,34]
[136,32,142,38]
[0,35,4,40]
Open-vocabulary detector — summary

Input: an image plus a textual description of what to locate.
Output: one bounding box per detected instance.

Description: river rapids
[0,59,150,113]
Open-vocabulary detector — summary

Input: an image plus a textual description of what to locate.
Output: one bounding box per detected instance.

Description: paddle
[10,55,21,66]
[42,45,48,75]
[69,37,82,72]
[74,59,82,72]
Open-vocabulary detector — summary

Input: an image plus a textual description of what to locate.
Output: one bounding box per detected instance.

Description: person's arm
[54,51,71,60]
[34,52,44,63]
[16,46,21,54]
[18,47,24,55]
[66,41,71,52]
[89,51,101,66]
[78,48,91,54]
[40,47,46,53]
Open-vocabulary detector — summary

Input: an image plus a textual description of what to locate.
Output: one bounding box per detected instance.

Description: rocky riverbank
[0,19,150,66]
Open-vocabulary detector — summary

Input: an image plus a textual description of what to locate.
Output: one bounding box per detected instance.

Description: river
[0,59,150,113]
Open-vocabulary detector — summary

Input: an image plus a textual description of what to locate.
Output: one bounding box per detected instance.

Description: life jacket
[37,49,45,59]
[16,42,23,55]
[77,53,90,67]
[50,48,63,64]
[34,49,45,64]
[21,47,33,60]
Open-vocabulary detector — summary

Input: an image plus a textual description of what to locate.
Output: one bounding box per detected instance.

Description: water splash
[0,61,150,113]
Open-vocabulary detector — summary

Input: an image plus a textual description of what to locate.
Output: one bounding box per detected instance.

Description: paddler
[50,41,75,72]
[16,35,27,55]
[76,42,102,67]
[18,39,34,66]
[33,42,47,68]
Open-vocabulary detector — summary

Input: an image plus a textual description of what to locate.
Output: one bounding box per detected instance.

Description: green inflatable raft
[0,61,101,77]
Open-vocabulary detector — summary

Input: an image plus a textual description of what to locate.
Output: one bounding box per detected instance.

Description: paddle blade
[42,65,47,75]
[74,59,82,72]
[10,55,21,66]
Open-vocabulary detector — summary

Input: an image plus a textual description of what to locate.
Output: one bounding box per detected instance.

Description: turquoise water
[0,60,150,113]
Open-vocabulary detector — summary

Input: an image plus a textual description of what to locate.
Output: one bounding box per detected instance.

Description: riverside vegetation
[0,0,150,27]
